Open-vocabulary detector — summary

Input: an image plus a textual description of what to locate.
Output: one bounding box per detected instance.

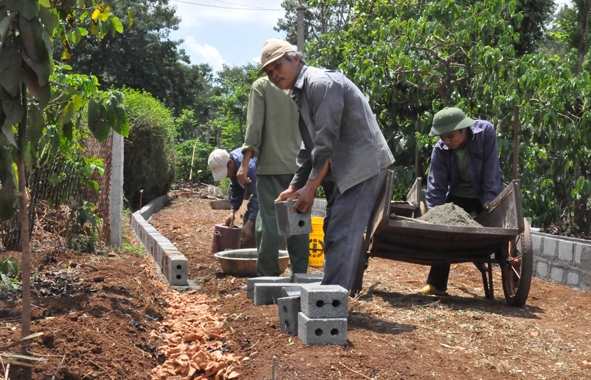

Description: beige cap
[208,149,230,181]
[257,39,296,76]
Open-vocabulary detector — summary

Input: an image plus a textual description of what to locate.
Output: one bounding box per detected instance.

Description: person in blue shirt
[423,107,504,295]
[208,148,259,244]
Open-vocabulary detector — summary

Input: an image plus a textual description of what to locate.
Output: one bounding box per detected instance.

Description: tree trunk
[18,84,32,380]
[575,0,591,74]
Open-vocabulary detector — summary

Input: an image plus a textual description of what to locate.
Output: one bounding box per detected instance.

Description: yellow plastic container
[309,217,325,267]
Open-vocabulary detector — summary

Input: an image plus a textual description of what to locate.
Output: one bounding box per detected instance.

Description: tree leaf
[37,6,58,36]
[110,16,123,34]
[87,98,110,142]
[23,66,50,109]
[0,44,22,97]
[19,16,46,62]
[0,144,17,222]
[26,103,44,147]
[17,0,39,21]
[22,49,51,86]
[0,13,14,47]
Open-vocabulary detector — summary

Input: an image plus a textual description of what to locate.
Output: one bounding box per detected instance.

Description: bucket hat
[429,107,475,137]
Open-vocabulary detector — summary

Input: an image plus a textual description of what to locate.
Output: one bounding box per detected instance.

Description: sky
[169,0,574,74]
[169,0,287,73]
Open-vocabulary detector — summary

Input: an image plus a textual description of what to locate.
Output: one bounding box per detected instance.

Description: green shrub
[122,88,176,210]
[175,139,215,183]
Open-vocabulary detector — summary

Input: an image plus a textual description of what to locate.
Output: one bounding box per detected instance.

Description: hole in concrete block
[316,300,325,308]
[282,306,288,313]
[315,328,323,336]
[330,328,339,336]
[284,321,290,329]
[298,220,305,227]
[332,300,341,308]
[176,275,182,280]
[176,264,182,270]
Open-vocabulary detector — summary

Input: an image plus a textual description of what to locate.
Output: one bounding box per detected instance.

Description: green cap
[429,107,475,137]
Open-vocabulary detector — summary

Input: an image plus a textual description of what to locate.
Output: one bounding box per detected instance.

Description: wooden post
[513,106,520,180]
[415,119,420,178]
[297,5,306,52]
[189,140,197,181]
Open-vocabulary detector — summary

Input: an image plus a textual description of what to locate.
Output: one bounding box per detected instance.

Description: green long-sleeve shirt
[242,77,301,175]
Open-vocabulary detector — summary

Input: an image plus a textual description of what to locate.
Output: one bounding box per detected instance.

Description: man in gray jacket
[257,39,395,291]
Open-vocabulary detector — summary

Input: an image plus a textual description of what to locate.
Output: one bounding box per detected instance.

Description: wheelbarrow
[352,170,533,306]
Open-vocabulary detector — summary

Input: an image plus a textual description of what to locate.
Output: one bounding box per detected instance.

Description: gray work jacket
[290,65,394,193]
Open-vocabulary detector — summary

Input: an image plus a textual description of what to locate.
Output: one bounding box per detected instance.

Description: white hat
[208,149,230,182]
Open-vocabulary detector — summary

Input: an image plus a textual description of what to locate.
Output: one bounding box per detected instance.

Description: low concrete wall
[131,194,189,286]
[532,231,591,291]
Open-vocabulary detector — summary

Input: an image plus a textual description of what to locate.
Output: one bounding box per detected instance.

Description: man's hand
[241,220,254,243]
[225,210,236,226]
[291,185,316,214]
[236,164,251,189]
[275,186,298,202]
[236,150,253,188]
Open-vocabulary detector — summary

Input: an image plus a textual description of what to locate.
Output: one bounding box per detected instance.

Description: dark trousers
[320,169,386,291]
[426,196,483,291]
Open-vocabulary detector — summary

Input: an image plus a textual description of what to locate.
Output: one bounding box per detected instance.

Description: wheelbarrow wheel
[502,218,533,306]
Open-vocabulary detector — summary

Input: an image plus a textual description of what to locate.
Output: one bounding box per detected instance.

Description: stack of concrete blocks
[131,194,188,286]
[277,282,348,345]
[297,284,348,345]
[275,273,324,335]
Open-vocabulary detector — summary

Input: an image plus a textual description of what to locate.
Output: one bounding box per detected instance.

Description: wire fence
[0,134,113,252]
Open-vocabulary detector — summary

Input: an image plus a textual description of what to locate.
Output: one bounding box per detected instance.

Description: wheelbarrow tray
[370,221,519,266]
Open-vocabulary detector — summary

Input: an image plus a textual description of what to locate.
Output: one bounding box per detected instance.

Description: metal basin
[214,249,290,277]
[210,200,231,210]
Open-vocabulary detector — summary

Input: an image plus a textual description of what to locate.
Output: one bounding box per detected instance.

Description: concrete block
[301,284,348,318]
[297,312,347,345]
[566,271,580,286]
[277,296,300,335]
[275,200,312,236]
[542,237,557,258]
[254,283,292,306]
[312,198,327,217]
[282,286,302,298]
[246,277,291,299]
[293,273,324,284]
[577,243,591,266]
[536,261,548,278]
[532,234,542,256]
[575,244,582,264]
[550,266,564,283]
[558,240,573,262]
[161,250,188,286]
[157,243,177,269]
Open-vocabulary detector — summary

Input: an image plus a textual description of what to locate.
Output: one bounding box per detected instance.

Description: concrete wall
[532,231,591,291]
[131,194,189,287]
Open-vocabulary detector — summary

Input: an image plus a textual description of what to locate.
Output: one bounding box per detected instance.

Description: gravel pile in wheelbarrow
[418,202,482,227]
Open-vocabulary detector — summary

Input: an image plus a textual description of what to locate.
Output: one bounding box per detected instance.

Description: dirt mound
[418,202,482,227]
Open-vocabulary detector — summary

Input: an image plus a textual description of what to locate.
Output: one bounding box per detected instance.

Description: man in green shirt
[236,75,309,278]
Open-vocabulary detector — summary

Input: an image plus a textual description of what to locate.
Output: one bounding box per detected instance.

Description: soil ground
[1,195,591,379]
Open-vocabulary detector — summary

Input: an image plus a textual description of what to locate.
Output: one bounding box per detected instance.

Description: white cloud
[171,0,284,28]
[184,36,226,72]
